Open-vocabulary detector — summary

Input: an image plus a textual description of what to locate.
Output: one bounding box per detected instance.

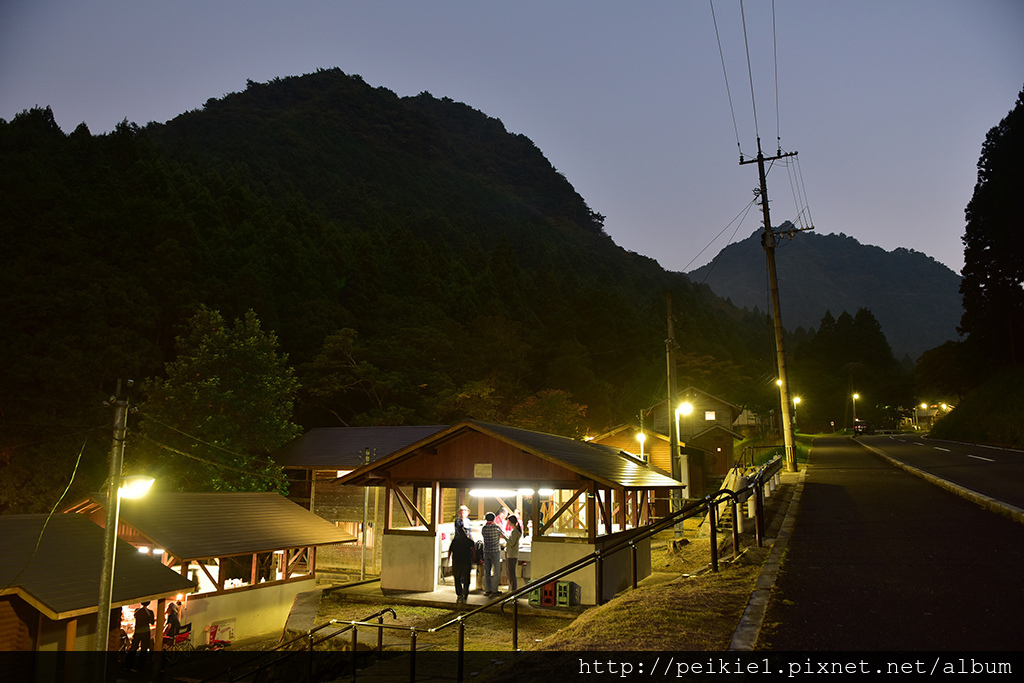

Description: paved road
[758,436,1024,650]
[860,433,1024,510]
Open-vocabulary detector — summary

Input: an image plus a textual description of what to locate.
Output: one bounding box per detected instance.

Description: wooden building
[66,492,354,643]
[0,514,195,679]
[275,425,446,575]
[337,420,685,605]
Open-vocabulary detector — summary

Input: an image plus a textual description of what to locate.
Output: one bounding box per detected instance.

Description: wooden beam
[154,598,165,652]
[586,481,596,543]
[391,484,430,528]
[540,486,588,535]
[197,562,220,592]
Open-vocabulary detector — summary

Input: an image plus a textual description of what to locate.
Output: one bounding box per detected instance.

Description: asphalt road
[859,433,1024,509]
[757,436,1024,651]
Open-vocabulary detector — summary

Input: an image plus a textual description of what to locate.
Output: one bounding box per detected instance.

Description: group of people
[447,504,524,603]
[120,598,184,669]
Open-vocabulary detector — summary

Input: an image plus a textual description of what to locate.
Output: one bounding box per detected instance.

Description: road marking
[934,447,950,452]
[967,454,995,462]
[913,442,925,446]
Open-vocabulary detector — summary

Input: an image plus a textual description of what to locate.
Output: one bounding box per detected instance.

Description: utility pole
[96,380,130,655]
[666,291,687,514]
[741,138,809,473]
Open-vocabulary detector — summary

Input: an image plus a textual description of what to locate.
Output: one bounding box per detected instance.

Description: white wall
[182,577,316,644]
[380,533,438,593]
[531,534,652,605]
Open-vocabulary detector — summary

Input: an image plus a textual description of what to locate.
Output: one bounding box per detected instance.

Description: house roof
[649,387,743,418]
[274,425,448,469]
[338,420,685,490]
[73,492,356,561]
[0,514,196,620]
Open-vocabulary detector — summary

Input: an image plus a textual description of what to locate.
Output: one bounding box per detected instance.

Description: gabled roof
[691,424,746,441]
[72,492,355,561]
[649,387,743,417]
[338,420,684,490]
[274,425,448,469]
[0,514,196,620]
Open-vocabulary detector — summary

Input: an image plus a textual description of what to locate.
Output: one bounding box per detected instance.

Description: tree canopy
[132,307,300,493]
[959,87,1024,375]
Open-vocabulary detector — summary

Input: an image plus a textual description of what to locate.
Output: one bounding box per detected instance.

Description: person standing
[126,601,155,670]
[505,515,522,593]
[165,599,182,638]
[449,515,474,604]
[481,512,504,596]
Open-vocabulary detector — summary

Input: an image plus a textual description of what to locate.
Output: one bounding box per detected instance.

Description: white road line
[968,454,995,462]
[934,447,950,452]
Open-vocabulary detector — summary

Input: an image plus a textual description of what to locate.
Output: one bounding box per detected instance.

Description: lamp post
[636,432,646,461]
[793,396,801,429]
[852,393,859,426]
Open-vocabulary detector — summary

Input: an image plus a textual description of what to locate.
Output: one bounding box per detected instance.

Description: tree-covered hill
[688,229,962,360]
[2,69,781,510]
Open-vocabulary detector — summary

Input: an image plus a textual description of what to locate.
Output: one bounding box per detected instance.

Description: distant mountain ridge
[687,230,962,359]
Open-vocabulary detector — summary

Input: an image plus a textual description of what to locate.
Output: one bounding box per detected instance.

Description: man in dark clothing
[126,601,155,669]
[448,516,475,603]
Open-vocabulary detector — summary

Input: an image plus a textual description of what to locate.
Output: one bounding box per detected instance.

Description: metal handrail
[326,456,785,682]
[195,607,397,683]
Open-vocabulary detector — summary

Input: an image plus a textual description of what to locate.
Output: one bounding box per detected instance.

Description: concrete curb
[856,439,1024,526]
[728,467,806,651]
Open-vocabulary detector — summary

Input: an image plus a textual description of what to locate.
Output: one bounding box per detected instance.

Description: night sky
[2,0,1021,275]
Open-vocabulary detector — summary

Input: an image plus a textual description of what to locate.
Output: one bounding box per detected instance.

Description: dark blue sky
[3,1,1021,274]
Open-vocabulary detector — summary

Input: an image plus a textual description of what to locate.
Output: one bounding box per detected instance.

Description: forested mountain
[1,68,782,510]
[687,229,962,360]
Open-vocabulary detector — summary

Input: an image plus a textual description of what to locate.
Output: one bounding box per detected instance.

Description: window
[705,411,716,421]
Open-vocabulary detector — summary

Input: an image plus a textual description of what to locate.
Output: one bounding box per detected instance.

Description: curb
[856,439,1024,526]
[727,467,806,651]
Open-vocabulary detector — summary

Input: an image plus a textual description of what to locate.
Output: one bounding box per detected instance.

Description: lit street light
[852,393,860,425]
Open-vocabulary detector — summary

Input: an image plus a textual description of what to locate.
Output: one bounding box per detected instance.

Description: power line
[709,0,742,158]
[740,0,760,142]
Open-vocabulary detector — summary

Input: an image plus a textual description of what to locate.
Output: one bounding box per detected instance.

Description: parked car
[852,419,870,435]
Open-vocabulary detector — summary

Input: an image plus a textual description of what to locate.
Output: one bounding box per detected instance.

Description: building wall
[181,577,316,644]
[380,533,438,593]
[530,534,652,605]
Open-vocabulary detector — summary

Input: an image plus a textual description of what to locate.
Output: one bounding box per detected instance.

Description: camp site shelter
[336,420,685,605]
[0,513,195,679]
[275,425,446,574]
[65,492,355,643]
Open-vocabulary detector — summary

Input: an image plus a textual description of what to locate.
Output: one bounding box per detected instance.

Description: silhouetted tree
[960,87,1024,375]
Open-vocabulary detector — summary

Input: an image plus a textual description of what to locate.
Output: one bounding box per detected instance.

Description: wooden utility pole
[741,138,808,473]
[666,291,687,510]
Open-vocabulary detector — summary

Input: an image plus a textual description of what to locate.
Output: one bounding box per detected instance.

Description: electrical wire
[0,438,88,595]
[773,0,781,151]
[685,197,759,280]
[740,0,760,142]
[135,433,283,481]
[709,0,742,158]
[137,411,252,460]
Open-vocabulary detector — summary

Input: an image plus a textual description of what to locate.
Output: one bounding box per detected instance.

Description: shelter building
[0,514,195,669]
[336,420,685,605]
[66,492,354,643]
[275,425,446,575]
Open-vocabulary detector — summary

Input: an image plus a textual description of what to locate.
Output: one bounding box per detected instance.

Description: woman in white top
[505,515,522,592]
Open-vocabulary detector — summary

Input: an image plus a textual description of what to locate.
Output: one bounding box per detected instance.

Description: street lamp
[636,431,646,461]
[676,402,693,444]
[852,393,859,425]
[793,396,801,428]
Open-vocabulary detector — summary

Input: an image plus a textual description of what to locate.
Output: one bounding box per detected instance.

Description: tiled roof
[338,421,684,490]
[0,514,195,620]
[470,421,682,488]
[273,425,447,469]
[83,492,356,560]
